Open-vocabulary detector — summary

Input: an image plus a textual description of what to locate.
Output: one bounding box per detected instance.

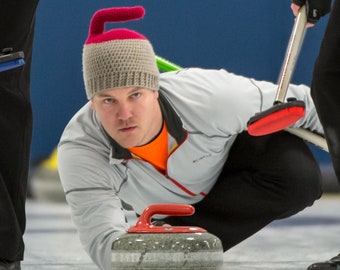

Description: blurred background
[28,0,339,201]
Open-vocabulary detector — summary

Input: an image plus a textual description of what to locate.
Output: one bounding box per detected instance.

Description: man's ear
[90,99,95,110]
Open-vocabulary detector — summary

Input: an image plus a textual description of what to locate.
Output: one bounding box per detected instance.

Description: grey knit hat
[83,6,159,99]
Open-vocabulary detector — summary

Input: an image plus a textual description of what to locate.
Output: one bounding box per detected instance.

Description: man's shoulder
[59,102,108,149]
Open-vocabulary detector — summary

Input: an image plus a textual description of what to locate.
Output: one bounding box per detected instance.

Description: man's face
[91,87,161,148]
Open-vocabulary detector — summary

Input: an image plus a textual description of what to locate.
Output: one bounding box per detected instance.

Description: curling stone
[111,204,223,270]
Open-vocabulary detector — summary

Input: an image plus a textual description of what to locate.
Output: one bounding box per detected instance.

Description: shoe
[307,254,340,269]
[0,260,20,270]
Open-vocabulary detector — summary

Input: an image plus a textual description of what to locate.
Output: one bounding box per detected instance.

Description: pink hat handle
[89,6,145,36]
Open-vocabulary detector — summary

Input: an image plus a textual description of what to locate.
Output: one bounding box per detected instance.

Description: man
[293,0,340,269]
[58,6,326,270]
[0,1,39,269]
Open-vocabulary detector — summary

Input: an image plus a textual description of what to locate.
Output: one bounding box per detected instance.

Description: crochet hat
[83,6,159,99]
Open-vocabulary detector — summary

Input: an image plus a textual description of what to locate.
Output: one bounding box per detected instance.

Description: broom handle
[275,5,307,103]
[156,55,182,71]
[286,128,328,152]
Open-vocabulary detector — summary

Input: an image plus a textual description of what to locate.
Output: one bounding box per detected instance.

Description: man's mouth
[119,126,136,132]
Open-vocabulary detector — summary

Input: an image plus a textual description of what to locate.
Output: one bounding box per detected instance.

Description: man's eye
[104,98,114,104]
[131,92,141,99]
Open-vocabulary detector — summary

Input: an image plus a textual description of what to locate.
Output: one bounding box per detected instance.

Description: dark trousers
[164,131,322,251]
[311,0,340,183]
[0,0,39,262]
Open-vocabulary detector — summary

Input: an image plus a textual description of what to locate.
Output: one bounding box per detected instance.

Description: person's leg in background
[164,131,322,251]
[307,0,340,269]
[0,0,39,268]
[311,0,340,184]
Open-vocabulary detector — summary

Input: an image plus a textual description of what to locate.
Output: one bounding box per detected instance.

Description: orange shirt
[128,122,169,174]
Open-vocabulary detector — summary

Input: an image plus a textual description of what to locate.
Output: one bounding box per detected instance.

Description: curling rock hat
[83,6,159,99]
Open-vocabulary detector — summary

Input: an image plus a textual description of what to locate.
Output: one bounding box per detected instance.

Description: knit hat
[83,6,159,99]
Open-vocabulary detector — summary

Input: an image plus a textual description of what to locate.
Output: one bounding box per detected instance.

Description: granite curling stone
[111,204,223,270]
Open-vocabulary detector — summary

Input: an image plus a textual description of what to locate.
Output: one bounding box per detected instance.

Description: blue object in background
[0,50,25,72]
[30,0,331,164]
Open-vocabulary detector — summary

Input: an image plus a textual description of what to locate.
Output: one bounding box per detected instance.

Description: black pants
[311,0,340,183]
[0,0,39,262]
[164,131,322,251]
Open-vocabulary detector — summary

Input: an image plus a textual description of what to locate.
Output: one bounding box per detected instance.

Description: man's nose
[117,103,132,120]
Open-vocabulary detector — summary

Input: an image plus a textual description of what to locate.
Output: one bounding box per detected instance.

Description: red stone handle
[127,204,206,233]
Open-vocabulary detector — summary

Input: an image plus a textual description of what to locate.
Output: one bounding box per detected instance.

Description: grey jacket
[58,68,323,269]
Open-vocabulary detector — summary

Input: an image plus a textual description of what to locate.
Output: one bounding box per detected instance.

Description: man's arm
[58,143,129,270]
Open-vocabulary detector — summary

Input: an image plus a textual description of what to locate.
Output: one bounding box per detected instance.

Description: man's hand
[291,0,331,25]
